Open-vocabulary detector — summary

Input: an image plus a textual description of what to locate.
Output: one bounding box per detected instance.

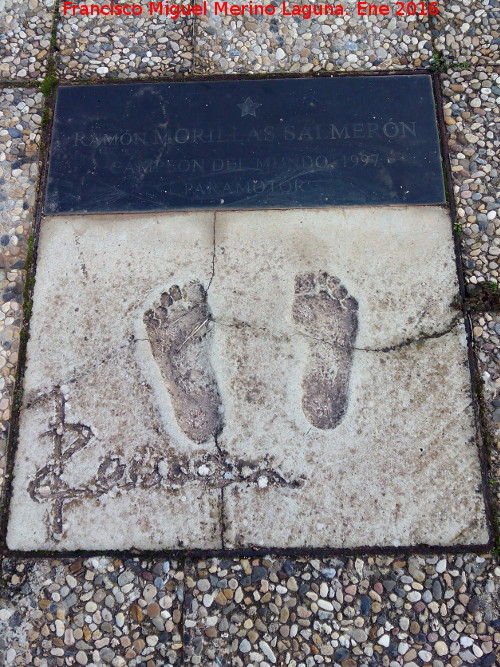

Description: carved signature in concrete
[27,390,95,540]
[293,272,358,429]
[29,391,302,540]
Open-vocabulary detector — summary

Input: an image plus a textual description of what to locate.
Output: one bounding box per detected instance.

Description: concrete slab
[7,212,223,551]
[211,208,488,548]
[6,207,489,551]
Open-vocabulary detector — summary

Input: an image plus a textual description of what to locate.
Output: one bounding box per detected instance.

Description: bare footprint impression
[292,272,359,429]
[144,282,222,444]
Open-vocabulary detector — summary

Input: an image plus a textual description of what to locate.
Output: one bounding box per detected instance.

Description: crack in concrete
[206,211,217,292]
[212,314,464,354]
[24,312,463,414]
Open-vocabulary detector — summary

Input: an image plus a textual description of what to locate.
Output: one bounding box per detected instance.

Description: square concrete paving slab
[8,212,223,551]
[0,0,54,80]
[6,206,489,551]
[56,0,193,79]
[194,2,434,73]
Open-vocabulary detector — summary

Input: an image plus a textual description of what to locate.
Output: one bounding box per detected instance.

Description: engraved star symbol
[237,97,262,117]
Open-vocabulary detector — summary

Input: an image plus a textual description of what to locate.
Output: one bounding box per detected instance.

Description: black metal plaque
[45,76,445,214]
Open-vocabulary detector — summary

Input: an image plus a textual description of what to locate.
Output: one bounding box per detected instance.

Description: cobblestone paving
[433,0,500,66]
[0,2,499,666]
[195,5,434,73]
[0,87,43,503]
[0,0,54,81]
[0,555,498,665]
[56,0,194,79]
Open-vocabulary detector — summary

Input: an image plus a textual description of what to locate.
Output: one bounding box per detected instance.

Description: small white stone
[76,651,88,666]
[419,650,432,662]
[259,640,276,663]
[239,639,251,653]
[318,599,334,611]
[435,641,448,656]
[436,558,447,574]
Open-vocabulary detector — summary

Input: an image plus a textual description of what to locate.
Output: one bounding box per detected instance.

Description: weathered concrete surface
[7,207,489,550]
[211,208,488,548]
[7,213,223,550]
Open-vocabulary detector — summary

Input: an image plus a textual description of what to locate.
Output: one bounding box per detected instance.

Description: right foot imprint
[292,272,358,430]
[144,282,223,444]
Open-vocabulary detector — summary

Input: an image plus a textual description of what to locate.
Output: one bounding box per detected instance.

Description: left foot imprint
[144,282,223,443]
[292,272,358,429]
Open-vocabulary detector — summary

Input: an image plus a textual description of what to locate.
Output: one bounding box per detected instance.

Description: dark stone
[45,76,446,215]
[0,235,10,246]
[383,579,396,592]
[183,632,191,645]
[481,653,496,667]
[489,618,500,628]
[8,612,21,628]
[123,559,142,573]
[432,579,443,600]
[251,566,268,583]
[376,614,386,626]
[467,596,484,613]
[298,583,310,596]
[334,648,350,662]
[387,643,398,658]
[280,559,295,576]
[240,575,252,587]
[8,128,22,139]
[360,596,371,616]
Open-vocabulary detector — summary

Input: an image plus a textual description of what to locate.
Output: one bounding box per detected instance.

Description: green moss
[452,281,500,312]
[429,52,448,73]
[39,73,58,97]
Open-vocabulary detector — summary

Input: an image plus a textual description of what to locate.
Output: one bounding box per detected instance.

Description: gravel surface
[56,0,194,79]
[0,0,54,81]
[1,555,498,666]
[0,87,43,502]
[195,7,434,73]
[433,1,500,66]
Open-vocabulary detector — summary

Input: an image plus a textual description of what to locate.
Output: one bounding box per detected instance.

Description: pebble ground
[0,3,499,666]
